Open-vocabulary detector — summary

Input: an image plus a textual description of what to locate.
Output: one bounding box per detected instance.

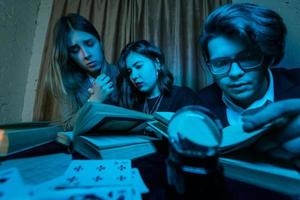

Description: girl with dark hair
[48,13,118,130]
[116,40,201,200]
[117,40,199,114]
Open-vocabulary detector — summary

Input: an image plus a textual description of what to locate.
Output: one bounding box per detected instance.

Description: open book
[62,103,272,159]
[148,111,272,152]
[73,102,154,135]
[57,102,164,160]
[0,122,63,157]
[57,103,300,194]
[148,111,300,195]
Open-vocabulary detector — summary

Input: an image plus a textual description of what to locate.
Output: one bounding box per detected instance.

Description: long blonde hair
[47,13,106,98]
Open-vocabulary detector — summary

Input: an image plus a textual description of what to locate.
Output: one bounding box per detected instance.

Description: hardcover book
[0,122,63,157]
[57,102,162,159]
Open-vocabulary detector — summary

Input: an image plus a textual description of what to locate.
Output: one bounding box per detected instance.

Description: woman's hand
[87,73,114,103]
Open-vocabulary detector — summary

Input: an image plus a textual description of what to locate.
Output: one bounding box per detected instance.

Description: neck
[147,85,161,99]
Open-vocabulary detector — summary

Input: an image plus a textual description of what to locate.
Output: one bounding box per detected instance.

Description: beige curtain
[33,0,231,121]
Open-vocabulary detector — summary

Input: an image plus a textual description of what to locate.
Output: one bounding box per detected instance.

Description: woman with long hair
[48,13,118,130]
[117,40,199,114]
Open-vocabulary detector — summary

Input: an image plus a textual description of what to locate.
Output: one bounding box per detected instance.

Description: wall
[0,0,41,124]
[22,0,53,122]
[233,0,300,68]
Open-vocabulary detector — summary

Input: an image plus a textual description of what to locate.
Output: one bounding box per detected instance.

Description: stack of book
[57,102,165,160]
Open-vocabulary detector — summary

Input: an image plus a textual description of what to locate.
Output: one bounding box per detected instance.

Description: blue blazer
[197,68,300,127]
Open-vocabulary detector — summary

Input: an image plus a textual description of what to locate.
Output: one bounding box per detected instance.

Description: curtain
[33,0,231,121]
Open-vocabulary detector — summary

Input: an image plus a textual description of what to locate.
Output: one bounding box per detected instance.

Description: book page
[74,103,153,135]
[153,112,174,124]
[220,124,267,152]
[80,134,159,149]
[92,117,147,132]
[0,153,72,185]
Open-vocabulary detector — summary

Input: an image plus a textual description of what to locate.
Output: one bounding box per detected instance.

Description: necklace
[143,95,164,114]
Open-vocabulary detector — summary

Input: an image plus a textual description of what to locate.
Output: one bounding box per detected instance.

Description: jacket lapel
[272,68,300,100]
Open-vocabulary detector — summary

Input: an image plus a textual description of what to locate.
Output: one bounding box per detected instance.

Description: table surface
[1,143,299,200]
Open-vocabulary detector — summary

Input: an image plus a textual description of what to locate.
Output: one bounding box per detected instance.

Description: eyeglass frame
[205,50,265,77]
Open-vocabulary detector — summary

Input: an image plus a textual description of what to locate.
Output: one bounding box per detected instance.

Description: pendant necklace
[143,95,164,114]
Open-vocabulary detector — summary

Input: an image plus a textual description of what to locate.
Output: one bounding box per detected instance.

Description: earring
[156,68,161,77]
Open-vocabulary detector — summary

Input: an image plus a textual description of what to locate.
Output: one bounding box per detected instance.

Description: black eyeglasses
[206,50,264,77]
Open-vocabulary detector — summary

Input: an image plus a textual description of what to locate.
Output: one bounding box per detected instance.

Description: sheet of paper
[0,168,30,200]
[59,160,132,188]
[33,184,133,200]
[0,153,72,185]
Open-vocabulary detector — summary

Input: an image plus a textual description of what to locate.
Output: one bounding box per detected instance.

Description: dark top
[197,67,300,127]
[133,85,201,113]
[62,64,119,130]
[132,85,201,200]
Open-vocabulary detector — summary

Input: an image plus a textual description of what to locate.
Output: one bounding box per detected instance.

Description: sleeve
[59,94,80,131]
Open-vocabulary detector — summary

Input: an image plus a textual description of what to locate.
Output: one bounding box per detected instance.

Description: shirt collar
[222,68,274,114]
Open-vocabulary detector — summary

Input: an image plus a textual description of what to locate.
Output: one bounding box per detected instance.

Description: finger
[95,73,107,82]
[242,99,300,132]
[96,75,111,86]
[100,85,113,95]
[99,81,114,90]
[102,76,111,84]
[243,116,289,133]
[108,81,114,88]
[242,102,285,131]
[245,99,300,120]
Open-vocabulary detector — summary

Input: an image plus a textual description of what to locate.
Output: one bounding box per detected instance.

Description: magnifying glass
[168,105,223,157]
[166,106,225,197]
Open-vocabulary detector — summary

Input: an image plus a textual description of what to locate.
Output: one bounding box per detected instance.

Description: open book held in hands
[154,107,300,196]
[147,111,273,152]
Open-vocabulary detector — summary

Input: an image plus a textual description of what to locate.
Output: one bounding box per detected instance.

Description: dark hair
[200,3,287,66]
[117,40,174,108]
[49,13,105,97]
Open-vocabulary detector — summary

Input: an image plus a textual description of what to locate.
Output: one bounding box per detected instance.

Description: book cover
[0,122,63,157]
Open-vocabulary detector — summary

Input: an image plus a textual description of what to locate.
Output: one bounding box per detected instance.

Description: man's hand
[242,99,300,156]
[242,99,300,132]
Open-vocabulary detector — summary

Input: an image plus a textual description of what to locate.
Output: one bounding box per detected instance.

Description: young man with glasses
[198,3,300,128]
